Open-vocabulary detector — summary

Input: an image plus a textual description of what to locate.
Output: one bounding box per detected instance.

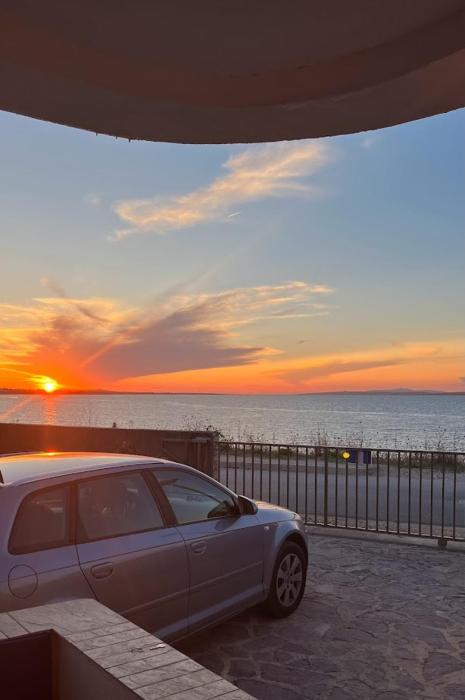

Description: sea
[0,393,464,452]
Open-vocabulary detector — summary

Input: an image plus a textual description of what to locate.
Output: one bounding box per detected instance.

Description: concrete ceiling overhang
[1,0,465,143]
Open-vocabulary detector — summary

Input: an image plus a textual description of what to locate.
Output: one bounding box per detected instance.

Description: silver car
[0,452,307,641]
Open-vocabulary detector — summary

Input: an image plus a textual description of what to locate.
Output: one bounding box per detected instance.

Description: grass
[218,445,465,475]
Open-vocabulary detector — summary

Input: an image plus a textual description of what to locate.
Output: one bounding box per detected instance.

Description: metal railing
[217,441,465,545]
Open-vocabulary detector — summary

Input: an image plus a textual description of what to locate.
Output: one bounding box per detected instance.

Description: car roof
[0,452,167,486]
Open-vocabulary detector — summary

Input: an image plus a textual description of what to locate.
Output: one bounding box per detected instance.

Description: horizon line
[0,388,464,397]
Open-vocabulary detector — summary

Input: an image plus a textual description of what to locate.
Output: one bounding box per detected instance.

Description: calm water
[0,393,464,451]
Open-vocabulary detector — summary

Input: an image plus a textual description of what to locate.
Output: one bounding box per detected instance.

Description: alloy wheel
[276,552,303,607]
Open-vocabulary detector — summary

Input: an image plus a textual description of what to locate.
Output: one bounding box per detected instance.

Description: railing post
[191,436,213,476]
[324,447,329,526]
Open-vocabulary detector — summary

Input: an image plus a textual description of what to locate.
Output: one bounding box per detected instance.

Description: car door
[75,470,189,640]
[3,483,93,611]
[153,467,264,634]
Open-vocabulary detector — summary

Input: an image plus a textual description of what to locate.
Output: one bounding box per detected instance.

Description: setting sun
[37,377,59,393]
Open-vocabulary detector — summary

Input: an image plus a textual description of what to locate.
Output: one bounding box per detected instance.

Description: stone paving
[177,533,465,700]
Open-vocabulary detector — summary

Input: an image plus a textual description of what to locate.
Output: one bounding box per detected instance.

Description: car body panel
[0,546,95,612]
[254,500,297,523]
[77,528,189,639]
[0,452,165,487]
[0,480,95,610]
[176,513,264,634]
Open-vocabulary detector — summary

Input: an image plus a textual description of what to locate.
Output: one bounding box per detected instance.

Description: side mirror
[237,494,258,515]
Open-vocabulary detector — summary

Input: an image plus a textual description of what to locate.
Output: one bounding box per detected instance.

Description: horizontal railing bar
[306,522,464,540]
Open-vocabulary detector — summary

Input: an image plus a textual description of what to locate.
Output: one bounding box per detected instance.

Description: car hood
[253,500,297,524]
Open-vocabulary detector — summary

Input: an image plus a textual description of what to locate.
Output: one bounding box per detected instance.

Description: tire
[263,541,307,618]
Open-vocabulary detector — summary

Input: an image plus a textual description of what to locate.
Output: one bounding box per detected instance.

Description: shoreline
[1,390,465,397]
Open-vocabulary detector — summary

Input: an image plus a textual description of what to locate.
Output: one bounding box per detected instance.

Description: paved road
[219,460,465,532]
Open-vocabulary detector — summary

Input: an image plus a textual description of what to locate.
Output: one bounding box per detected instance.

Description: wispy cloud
[112,141,332,239]
[272,358,408,383]
[84,192,102,206]
[268,341,458,388]
[40,277,110,324]
[165,282,335,331]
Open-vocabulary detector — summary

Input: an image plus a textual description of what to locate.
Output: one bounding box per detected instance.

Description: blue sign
[344,449,372,465]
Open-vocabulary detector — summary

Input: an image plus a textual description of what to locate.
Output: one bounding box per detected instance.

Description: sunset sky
[1,108,464,393]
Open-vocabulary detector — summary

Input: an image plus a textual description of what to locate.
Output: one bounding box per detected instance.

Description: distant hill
[0,387,464,396]
[297,389,465,396]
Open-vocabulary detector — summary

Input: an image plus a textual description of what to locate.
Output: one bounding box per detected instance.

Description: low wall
[0,600,254,700]
[0,422,217,477]
[0,630,53,700]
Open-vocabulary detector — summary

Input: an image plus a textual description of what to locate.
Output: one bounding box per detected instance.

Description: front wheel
[263,541,307,618]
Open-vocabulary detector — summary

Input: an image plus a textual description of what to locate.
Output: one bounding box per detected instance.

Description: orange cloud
[0,281,332,390]
[1,284,463,394]
[116,339,465,393]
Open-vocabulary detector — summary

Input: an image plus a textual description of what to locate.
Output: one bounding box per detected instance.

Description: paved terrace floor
[177,533,465,700]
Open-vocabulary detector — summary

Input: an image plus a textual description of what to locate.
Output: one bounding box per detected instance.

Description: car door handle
[90,563,114,579]
[190,540,207,555]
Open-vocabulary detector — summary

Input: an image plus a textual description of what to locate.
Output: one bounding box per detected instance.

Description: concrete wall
[55,634,138,700]
[0,630,53,700]
[0,422,217,477]
[0,599,254,700]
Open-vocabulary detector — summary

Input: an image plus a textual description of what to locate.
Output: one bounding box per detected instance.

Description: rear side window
[155,469,238,524]
[77,472,164,542]
[10,486,70,554]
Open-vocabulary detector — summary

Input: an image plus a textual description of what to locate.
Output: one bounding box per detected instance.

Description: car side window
[77,472,164,542]
[10,486,70,554]
[155,469,238,524]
